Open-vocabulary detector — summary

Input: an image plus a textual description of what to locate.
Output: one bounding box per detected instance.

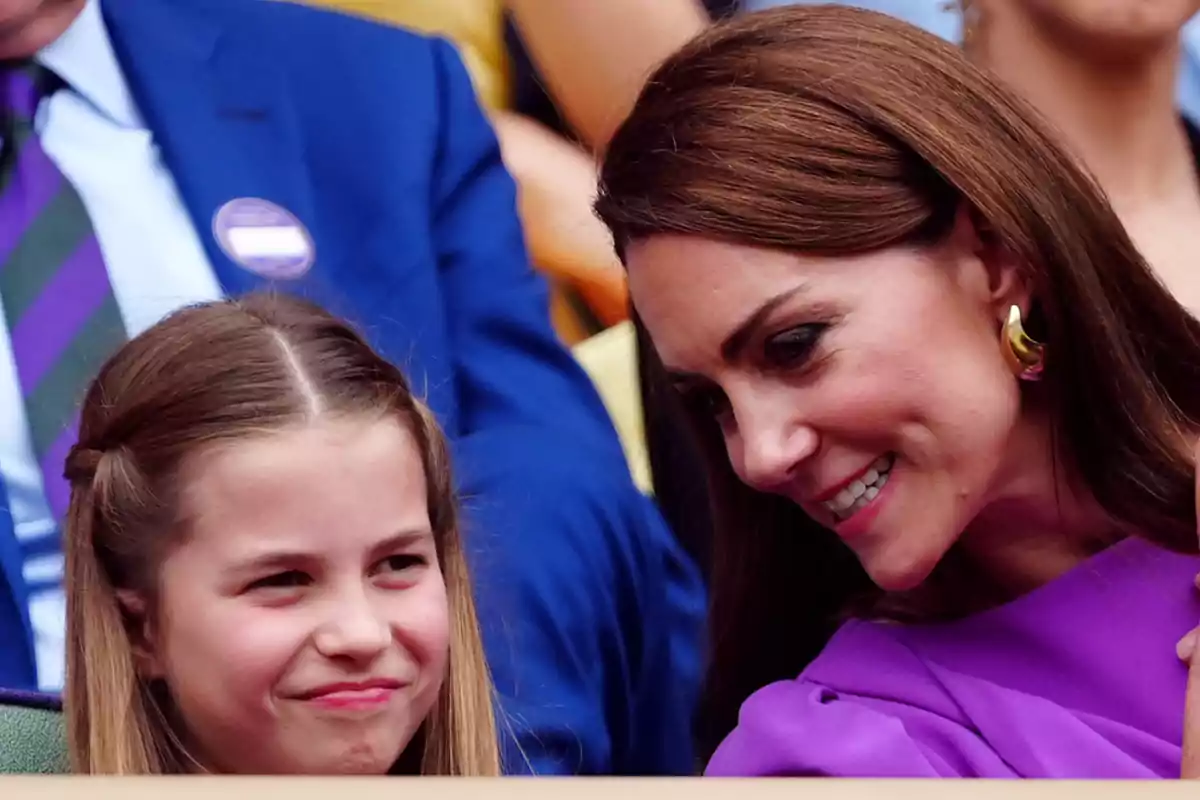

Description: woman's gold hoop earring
[1001,304,1045,381]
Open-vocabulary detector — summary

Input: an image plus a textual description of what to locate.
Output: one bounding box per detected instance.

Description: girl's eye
[373,554,427,575]
[246,570,310,592]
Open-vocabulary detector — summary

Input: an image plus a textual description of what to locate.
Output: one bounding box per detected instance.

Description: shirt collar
[35,0,143,129]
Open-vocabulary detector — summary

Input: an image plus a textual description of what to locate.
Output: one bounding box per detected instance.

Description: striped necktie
[0,63,127,523]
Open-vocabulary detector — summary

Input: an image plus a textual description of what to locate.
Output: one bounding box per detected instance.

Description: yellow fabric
[573,322,651,495]
[305,0,510,110]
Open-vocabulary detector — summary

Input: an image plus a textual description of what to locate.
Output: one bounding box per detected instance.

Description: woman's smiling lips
[803,454,896,533]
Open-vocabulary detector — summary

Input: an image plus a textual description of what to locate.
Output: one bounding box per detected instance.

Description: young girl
[61,293,500,775]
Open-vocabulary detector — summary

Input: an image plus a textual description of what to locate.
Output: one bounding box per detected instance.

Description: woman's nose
[731,401,818,494]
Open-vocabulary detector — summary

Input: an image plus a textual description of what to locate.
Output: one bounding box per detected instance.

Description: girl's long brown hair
[62,293,500,775]
[594,5,1200,758]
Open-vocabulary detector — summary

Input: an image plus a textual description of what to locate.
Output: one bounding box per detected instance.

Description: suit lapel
[100,0,317,298]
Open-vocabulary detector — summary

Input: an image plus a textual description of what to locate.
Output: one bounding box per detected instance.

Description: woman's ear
[116,590,162,679]
[947,203,1033,324]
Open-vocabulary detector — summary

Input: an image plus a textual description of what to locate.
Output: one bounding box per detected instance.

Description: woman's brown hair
[594,5,1200,758]
[62,293,500,775]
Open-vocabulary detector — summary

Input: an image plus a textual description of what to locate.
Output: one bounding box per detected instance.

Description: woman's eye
[247,570,309,591]
[764,323,826,368]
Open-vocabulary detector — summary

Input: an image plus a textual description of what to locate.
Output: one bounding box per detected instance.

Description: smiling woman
[59,294,499,775]
[597,4,1200,780]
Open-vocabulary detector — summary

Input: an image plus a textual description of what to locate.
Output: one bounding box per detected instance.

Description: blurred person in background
[501,0,730,583]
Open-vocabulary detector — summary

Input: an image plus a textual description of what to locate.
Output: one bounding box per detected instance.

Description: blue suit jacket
[0,0,705,775]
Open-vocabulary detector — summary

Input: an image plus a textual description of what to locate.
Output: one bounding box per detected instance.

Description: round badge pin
[212,197,315,280]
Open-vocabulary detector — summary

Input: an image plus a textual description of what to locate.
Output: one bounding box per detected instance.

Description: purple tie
[0,63,126,534]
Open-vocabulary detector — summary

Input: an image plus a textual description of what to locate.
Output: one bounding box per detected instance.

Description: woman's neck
[960,492,1118,600]
[957,411,1126,601]
[972,11,1195,211]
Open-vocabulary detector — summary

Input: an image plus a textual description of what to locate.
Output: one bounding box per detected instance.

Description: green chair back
[0,690,68,774]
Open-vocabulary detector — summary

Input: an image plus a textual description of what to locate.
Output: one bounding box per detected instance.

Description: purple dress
[706,538,1200,778]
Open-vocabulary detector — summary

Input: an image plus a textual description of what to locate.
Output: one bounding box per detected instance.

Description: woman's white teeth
[824,456,893,520]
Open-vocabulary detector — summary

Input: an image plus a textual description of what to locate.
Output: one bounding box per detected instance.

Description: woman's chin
[860,544,941,593]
